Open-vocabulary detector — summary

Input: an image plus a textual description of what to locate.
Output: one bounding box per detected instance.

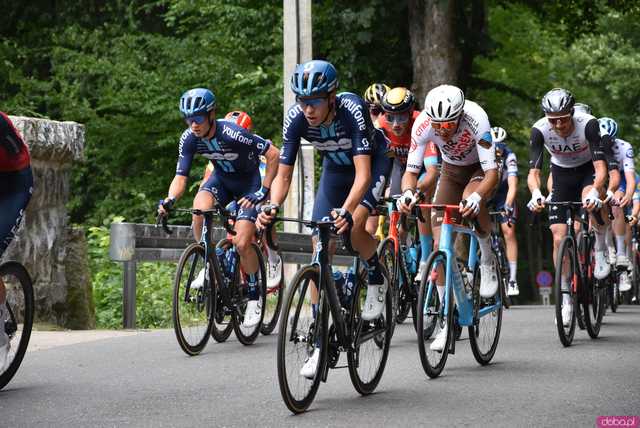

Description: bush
[88,219,175,329]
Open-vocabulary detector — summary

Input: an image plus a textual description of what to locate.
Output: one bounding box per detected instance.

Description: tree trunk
[408,0,461,102]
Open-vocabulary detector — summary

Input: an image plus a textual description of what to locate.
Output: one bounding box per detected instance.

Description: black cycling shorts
[549,162,594,225]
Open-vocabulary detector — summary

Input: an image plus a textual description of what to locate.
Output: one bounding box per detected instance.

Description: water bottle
[343,269,355,307]
[408,246,418,275]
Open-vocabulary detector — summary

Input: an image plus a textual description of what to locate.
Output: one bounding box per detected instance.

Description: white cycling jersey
[407,100,495,173]
[611,138,635,173]
[530,111,600,168]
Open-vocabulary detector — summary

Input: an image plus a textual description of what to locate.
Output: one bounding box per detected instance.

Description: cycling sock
[563,293,572,307]
[266,245,280,264]
[477,234,493,264]
[605,228,614,249]
[420,234,433,262]
[365,254,385,286]
[594,230,607,251]
[615,235,626,256]
[561,275,570,291]
[247,273,258,300]
[509,261,517,282]
[437,285,445,307]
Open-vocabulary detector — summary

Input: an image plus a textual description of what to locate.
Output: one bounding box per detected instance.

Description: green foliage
[88,220,175,329]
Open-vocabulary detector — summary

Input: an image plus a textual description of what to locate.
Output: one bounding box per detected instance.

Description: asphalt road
[1,305,639,427]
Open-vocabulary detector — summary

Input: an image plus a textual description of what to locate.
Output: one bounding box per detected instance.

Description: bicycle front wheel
[277,265,326,414]
[580,234,604,339]
[347,265,392,395]
[211,239,234,343]
[416,251,452,378]
[261,247,284,336]
[554,237,577,347]
[0,262,34,390]
[172,244,214,356]
[468,263,503,365]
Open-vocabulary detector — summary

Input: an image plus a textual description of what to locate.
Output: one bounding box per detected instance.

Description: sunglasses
[547,114,572,125]
[431,119,458,130]
[184,114,208,126]
[386,113,410,124]
[296,96,328,107]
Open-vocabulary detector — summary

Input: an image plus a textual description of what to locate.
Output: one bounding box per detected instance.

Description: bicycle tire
[261,248,284,335]
[172,244,215,356]
[554,237,577,347]
[580,233,604,339]
[211,239,235,343]
[377,238,402,325]
[230,242,267,345]
[277,265,327,414]
[0,262,34,390]
[347,265,392,395]
[468,263,503,365]
[496,237,511,309]
[416,250,452,378]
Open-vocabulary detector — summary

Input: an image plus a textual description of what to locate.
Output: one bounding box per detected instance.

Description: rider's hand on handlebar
[239,185,270,209]
[331,208,353,235]
[527,189,545,212]
[256,204,279,230]
[397,189,417,214]
[618,193,631,208]
[460,192,482,218]
[583,188,603,211]
[157,197,176,216]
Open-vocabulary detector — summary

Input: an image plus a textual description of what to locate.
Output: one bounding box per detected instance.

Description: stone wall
[1,116,94,328]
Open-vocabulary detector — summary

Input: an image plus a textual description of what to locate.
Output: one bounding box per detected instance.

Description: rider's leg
[550,223,572,308]
[365,214,378,237]
[191,190,216,242]
[500,221,518,282]
[583,185,611,279]
[613,190,628,262]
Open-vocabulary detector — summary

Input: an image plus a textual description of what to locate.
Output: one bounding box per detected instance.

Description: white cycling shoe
[507,280,520,296]
[619,272,632,292]
[243,299,262,328]
[594,251,611,280]
[430,324,448,352]
[190,268,206,290]
[561,304,573,327]
[616,254,630,268]
[480,262,499,298]
[300,347,321,379]
[414,261,428,283]
[361,279,388,321]
[267,255,282,290]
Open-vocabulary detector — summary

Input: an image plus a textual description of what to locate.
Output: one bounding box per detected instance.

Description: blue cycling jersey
[280,92,385,168]
[176,120,270,176]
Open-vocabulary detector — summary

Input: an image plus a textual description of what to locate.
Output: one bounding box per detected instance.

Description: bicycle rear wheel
[211,239,234,343]
[347,265,392,395]
[261,247,284,336]
[416,251,452,378]
[277,265,327,414]
[0,262,34,390]
[172,244,215,356]
[554,237,577,347]
[469,263,503,365]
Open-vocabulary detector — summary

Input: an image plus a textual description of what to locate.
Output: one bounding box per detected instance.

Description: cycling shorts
[200,170,261,222]
[549,162,595,225]
[1,166,33,256]
[312,148,392,221]
[432,161,484,226]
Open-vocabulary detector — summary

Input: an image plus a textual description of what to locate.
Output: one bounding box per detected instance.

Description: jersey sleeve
[475,117,496,171]
[176,129,196,176]
[528,127,545,169]
[506,151,518,176]
[406,112,431,174]
[622,142,635,173]
[585,118,609,165]
[338,94,373,158]
[280,105,305,166]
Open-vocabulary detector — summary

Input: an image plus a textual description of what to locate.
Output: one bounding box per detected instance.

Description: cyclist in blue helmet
[158,87,281,328]
[258,59,392,379]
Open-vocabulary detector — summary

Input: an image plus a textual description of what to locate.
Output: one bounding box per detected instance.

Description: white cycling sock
[615,235,626,257]
[509,261,517,282]
[437,285,445,306]
[594,229,607,252]
[266,245,280,264]
[477,235,493,264]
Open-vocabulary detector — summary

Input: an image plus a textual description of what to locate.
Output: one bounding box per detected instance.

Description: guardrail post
[123,260,137,328]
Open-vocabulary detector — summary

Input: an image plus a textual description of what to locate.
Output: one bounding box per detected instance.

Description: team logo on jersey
[203,152,240,161]
[414,117,430,137]
[626,148,634,158]
[361,138,369,148]
[409,139,417,153]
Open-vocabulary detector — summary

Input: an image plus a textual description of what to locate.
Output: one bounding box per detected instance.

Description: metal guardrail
[109,222,354,328]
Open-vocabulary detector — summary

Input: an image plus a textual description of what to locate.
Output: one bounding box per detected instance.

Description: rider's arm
[505,151,518,207]
[170,130,196,201]
[269,105,303,207]
[417,165,439,193]
[403,114,430,193]
[269,164,294,206]
[474,136,499,200]
[528,127,545,193]
[167,175,188,201]
[586,119,612,193]
[261,143,280,190]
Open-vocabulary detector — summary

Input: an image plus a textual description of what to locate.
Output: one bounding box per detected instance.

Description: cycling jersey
[378,110,420,165]
[423,141,440,169]
[176,120,270,176]
[281,92,385,167]
[0,112,30,172]
[1,168,33,256]
[612,138,635,193]
[407,100,496,173]
[528,112,610,169]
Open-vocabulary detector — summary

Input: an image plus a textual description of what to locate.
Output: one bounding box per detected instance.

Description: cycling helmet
[573,102,592,115]
[490,126,507,143]
[224,111,253,131]
[364,83,390,106]
[179,88,216,117]
[541,88,575,115]
[424,84,465,121]
[290,60,338,97]
[598,117,618,138]
[381,87,415,113]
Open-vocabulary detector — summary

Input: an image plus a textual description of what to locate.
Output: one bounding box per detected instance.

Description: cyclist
[365,87,419,238]
[363,83,390,125]
[0,112,34,370]
[202,111,282,290]
[158,88,280,328]
[526,88,618,326]
[257,60,391,378]
[599,117,635,293]
[489,126,520,296]
[400,84,499,351]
